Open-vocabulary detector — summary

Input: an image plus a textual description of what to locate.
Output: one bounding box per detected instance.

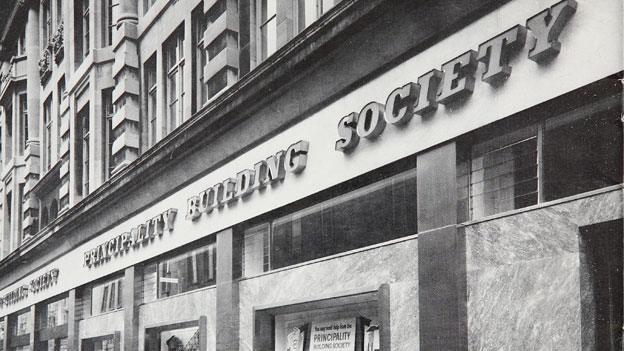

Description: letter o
[357,102,386,139]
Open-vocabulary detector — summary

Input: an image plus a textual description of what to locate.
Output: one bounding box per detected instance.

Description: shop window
[9,310,31,337]
[458,92,622,221]
[242,160,417,274]
[164,27,185,135]
[142,239,217,302]
[91,276,123,315]
[255,292,380,351]
[81,334,118,351]
[38,338,68,351]
[145,319,205,351]
[38,296,69,329]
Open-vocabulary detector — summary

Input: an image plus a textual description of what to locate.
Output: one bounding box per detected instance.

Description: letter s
[335,112,359,152]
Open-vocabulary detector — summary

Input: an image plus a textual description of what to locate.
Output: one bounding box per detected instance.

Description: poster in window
[309,318,365,351]
[364,324,379,351]
[286,324,308,351]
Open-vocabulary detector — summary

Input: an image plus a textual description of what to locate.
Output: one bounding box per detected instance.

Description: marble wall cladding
[465,189,623,351]
[238,238,419,351]
[137,287,217,350]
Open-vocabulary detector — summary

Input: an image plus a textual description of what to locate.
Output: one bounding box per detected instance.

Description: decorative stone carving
[53,22,64,63]
[39,48,51,83]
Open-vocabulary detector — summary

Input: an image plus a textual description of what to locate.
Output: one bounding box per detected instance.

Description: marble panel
[238,238,419,351]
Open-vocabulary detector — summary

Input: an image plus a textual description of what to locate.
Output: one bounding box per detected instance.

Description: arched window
[50,200,58,220]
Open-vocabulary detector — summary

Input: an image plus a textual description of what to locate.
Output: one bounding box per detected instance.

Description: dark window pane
[544,98,623,201]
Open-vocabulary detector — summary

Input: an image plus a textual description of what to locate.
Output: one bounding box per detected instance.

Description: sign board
[310,318,357,351]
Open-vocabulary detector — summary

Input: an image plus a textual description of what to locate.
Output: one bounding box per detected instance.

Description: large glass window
[243,164,417,274]
[38,338,68,351]
[164,27,185,134]
[142,240,217,302]
[81,335,115,351]
[10,310,31,336]
[145,322,202,351]
[39,297,69,329]
[0,318,4,351]
[91,276,123,315]
[458,92,622,221]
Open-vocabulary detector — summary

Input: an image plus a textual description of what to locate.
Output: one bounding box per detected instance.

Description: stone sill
[238,233,418,282]
[459,184,623,227]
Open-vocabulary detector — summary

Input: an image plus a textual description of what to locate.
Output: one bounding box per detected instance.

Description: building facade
[0,0,621,350]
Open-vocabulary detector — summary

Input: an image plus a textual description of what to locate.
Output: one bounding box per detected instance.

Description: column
[123,265,140,351]
[416,142,467,351]
[22,2,41,238]
[111,0,140,174]
[67,289,79,351]
[215,228,239,351]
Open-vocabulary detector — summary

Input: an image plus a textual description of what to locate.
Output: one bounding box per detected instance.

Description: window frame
[164,28,185,134]
[458,92,623,222]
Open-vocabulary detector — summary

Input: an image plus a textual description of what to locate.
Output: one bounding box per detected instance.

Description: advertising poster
[286,324,307,351]
[309,318,357,351]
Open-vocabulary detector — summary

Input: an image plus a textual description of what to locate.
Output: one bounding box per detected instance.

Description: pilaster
[203,0,240,99]
[110,1,140,175]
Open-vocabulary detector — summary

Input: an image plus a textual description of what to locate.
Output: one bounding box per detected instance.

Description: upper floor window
[92,276,123,315]
[457,90,622,221]
[44,95,52,170]
[75,105,90,197]
[144,55,157,146]
[17,29,26,56]
[298,0,342,30]
[257,0,342,61]
[259,0,277,60]
[241,160,417,275]
[56,0,63,26]
[102,89,114,179]
[73,0,90,65]
[42,0,52,46]
[164,27,185,134]
[142,239,217,302]
[143,0,157,15]
[18,94,28,155]
[192,6,208,111]
[102,0,115,47]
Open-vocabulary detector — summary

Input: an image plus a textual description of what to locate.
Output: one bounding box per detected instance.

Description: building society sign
[0,268,59,309]
[310,318,357,351]
[335,0,577,152]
